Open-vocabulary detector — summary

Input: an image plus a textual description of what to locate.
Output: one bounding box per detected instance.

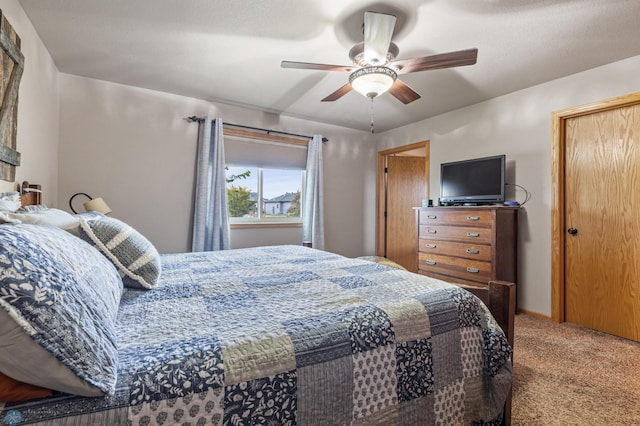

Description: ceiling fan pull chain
[370,97,375,134]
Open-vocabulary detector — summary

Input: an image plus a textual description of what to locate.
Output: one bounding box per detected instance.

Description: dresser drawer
[419,225,492,244]
[419,209,493,227]
[418,238,492,261]
[418,252,492,282]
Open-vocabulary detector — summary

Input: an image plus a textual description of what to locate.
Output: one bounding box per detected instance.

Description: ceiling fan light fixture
[349,42,399,67]
[349,66,397,99]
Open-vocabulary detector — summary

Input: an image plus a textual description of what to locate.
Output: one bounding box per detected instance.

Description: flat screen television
[439,155,505,205]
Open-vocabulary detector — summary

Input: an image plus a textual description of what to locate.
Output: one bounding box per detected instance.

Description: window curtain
[192,118,230,252]
[302,135,324,249]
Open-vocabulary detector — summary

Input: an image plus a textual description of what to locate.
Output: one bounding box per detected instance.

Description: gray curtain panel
[192,118,230,252]
[302,135,324,250]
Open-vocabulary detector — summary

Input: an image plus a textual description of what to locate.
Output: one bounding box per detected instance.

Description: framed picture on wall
[0,9,24,181]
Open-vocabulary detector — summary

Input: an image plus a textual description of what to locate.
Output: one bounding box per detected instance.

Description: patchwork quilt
[0,245,512,425]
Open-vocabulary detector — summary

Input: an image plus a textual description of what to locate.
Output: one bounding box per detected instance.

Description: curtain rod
[186,116,328,143]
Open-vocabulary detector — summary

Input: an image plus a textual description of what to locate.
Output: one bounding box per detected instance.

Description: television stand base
[438,202,500,207]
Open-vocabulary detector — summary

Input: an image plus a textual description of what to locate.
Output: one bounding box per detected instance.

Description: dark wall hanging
[0,9,24,182]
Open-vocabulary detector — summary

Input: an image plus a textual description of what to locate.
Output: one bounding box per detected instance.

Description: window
[224,128,308,225]
[226,166,304,223]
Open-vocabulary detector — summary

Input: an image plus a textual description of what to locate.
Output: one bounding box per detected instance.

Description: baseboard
[517,308,552,321]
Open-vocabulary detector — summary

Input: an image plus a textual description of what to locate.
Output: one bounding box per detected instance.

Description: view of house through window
[226,166,304,221]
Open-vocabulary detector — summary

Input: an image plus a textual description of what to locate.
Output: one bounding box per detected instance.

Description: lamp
[69,192,112,215]
[349,66,397,99]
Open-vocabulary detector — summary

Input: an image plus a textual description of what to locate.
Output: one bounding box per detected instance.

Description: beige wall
[0,0,59,204]
[376,55,640,317]
[57,74,377,256]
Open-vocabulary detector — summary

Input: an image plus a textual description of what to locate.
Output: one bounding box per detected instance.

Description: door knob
[567,227,578,235]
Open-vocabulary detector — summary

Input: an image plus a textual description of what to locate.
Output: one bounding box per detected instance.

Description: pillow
[65,211,106,239]
[77,215,161,289]
[0,191,21,212]
[0,207,80,230]
[0,224,123,397]
[18,204,48,212]
[0,372,53,402]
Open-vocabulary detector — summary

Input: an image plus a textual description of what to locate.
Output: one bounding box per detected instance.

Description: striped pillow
[78,216,161,289]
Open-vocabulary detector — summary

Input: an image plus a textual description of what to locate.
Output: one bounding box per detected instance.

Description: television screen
[440,155,505,204]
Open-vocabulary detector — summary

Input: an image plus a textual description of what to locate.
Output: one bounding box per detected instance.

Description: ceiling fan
[281,11,478,104]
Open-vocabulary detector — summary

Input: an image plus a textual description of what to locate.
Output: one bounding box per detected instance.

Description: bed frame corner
[487,280,515,426]
[455,279,515,426]
[487,280,516,347]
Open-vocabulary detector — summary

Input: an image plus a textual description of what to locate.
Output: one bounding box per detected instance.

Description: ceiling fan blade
[388,80,421,104]
[321,83,353,102]
[281,61,354,72]
[394,48,478,74]
[364,11,397,65]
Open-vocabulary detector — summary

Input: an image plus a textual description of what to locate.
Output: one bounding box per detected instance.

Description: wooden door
[384,155,426,271]
[563,102,640,341]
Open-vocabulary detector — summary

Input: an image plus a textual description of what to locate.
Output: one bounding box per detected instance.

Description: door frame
[376,140,430,257]
[551,92,640,322]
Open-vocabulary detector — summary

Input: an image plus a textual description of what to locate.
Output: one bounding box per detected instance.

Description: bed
[0,183,513,425]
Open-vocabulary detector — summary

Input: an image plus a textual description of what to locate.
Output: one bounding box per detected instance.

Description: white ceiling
[18,0,640,133]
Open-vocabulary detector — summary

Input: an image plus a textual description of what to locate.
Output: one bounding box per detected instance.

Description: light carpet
[512,313,640,425]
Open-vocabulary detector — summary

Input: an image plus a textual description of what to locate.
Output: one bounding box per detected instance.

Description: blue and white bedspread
[1,245,512,425]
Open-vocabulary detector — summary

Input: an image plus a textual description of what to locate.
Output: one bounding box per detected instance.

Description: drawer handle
[425,244,436,249]
[467,216,480,221]
[427,229,437,234]
[427,215,437,219]
[466,267,480,273]
[466,248,479,254]
[467,232,480,237]
[426,260,436,265]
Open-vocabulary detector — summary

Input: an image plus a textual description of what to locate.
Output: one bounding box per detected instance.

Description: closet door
[385,155,426,271]
[564,102,640,341]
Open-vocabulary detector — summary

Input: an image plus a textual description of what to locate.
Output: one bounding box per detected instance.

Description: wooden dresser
[415,206,518,291]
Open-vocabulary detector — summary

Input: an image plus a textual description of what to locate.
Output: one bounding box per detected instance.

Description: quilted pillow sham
[0,224,123,397]
[77,215,161,289]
